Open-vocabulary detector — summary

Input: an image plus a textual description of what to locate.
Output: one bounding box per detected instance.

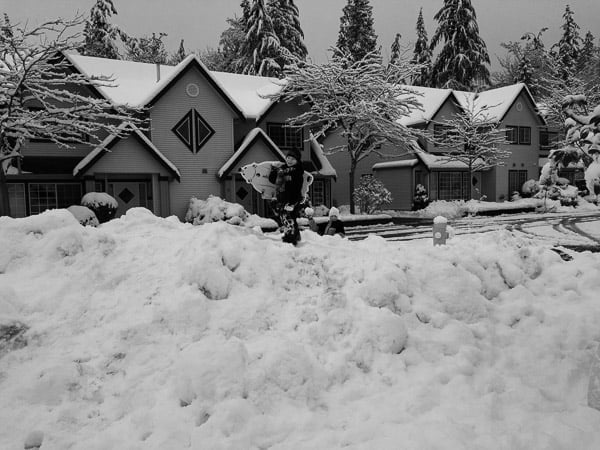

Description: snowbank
[1,209,600,449]
[185,195,277,229]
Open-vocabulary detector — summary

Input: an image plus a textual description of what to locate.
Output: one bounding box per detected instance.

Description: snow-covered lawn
[1,208,600,449]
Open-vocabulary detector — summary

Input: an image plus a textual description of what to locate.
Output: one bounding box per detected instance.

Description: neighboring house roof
[309,134,337,177]
[64,53,282,120]
[372,159,419,170]
[73,122,181,180]
[217,128,286,178]
[454,83,546,125]
[398,86,456,126]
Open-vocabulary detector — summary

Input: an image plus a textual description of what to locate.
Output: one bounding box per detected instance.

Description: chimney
[156,63,161,82]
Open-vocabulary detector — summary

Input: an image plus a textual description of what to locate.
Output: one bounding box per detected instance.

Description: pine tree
[219,1,250,73]
[267,0,307,70]
[82,0,124,59]
[555,4,581,80]
[430,0,490,89]
[389,33,401,66]
[576,30,595,71]
[125,32,169,64]
[170,39,186,65]
[239,0,281,77]
[336,0,378,62]
[412,8,432,86]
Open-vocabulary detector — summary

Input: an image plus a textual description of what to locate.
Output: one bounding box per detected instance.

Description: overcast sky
[3,0,600,71]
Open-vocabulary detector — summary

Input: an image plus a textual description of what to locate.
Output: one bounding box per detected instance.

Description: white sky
[3,0,600,70]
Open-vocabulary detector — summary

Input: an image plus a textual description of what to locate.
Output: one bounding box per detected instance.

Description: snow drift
[1,208,600,449]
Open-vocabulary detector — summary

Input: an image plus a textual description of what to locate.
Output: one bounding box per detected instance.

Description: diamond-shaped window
[195,111,215,152]
[236,186,248,200]
[118,188,135,204]
[172,110,193,153]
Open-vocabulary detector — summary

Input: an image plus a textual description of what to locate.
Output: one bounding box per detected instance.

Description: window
[29,183,82,215]
[508,170,528,195]
[8,183,26,218]
[310,179,328,206]
[506,125,531,145]
[540,129,560,150]
[267,123,303,150]
[437,172,470,201]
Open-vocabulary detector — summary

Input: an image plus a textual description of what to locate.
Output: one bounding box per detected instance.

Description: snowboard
[239,161,314,201]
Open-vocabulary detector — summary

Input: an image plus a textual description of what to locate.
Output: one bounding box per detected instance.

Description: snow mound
[1,210,600,449]
[184,195,276,228]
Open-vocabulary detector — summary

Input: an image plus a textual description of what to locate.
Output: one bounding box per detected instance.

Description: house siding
[373,166,413,210]
[149,67,236,218]
[423,97,462,153]
[259,101,311,156]
[79,135,172,177]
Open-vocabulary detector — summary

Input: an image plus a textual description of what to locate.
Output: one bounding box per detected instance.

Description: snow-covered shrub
[558,185,579,206]
[419,200,468,219]
[352,175,392,214]
[185,195,249,226]
[67,205,99,227]
[81,192,118,223]
[521,179,540,197]
[312,205,329,217]
[412,184,430,210]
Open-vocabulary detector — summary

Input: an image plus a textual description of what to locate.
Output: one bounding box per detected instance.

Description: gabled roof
[64,53,283,120]
[217,128,286,178]
[398,86,457,126]
[309,134,337,177]
[73,122,181,180]
[454,83,546,125]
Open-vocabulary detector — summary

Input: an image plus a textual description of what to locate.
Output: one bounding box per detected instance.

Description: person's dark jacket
[323,219,345,237]
[270,162,304,205]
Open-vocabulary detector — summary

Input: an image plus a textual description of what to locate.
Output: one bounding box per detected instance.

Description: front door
[108,181,149,217]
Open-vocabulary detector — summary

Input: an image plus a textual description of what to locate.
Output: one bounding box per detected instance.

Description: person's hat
[328,206,340,217]
[304,207,314,217]
[285,149,301,161]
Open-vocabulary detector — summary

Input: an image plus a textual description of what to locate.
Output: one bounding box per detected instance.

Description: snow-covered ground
[1,208,600,449]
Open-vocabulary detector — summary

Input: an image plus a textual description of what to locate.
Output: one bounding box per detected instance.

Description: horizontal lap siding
[81,136,171,177]
[150,68,235,219]
[373,167,413,210]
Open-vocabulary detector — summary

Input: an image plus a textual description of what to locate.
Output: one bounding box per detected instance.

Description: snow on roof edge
[309,134,337,177]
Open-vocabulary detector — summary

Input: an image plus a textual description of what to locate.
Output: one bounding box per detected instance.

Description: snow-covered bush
[418,200,468,219]
[81,192,118,223]
[185,195,249,226]
[352,175,392,214]
[558,185,579,206]
[67,205,99,227]
[412,184,430,210]
[521,179,540,197]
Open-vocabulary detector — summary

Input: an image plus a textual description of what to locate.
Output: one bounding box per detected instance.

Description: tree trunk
[0,167,11,217]
[349,158,357,214]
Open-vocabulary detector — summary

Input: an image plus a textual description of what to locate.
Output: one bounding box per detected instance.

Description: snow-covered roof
[73,122,180,180]
[309,134,337,177]
[416,150,487,170]
[454,83,544,124]
[372,159,419,170]
[65,53,282,119]
[397,86,455,126]
[217,128,285,178]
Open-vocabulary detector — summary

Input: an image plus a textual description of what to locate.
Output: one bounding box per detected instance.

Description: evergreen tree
[268,0,307,70]
[577,30,596,71]
[219,1,250,73]
[389,33,401,66]
[336,0,378,62]
[125,32,169,64]
[412,8,432,86]
[555,4,581,79]
[169,39,187,65]
[82,0,124,59]
[239,0,281,77]
[430,0,490,89]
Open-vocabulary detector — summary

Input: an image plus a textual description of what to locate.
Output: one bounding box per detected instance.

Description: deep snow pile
[1,208,600,449]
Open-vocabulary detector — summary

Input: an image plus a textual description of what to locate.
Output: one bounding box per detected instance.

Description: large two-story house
[325,83,548,210]
[6,53,336,219]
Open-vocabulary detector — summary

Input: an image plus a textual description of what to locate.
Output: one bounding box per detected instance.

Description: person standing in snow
[323,207,345,237]
[269,149,305,245]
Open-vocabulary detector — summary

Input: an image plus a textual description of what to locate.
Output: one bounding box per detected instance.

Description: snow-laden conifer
[336,0,378,62]
[389,33,401,67]
[125,32,169,64]
[554,4,581,80]
[430,0,490,89]
[240,0,281,77]
[82,0,125,59]
[170,39,187,65]
[268,0,307,71]
[412,8,432,87]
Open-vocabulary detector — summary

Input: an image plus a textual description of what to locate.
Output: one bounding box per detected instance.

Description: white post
[433,216,448,246]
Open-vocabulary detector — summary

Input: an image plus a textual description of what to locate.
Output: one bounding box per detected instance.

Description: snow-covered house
[326,83,547,210]
[6,54,336,219]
